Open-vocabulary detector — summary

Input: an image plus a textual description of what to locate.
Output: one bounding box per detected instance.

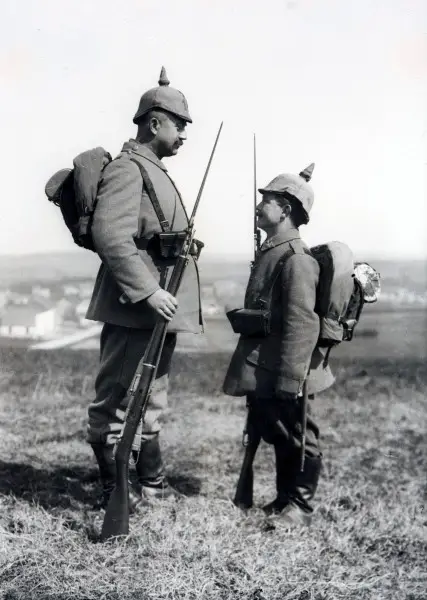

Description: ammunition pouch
[226,249,296,338]
[189,238,204,260]
[226,308,271,337]
[148,232,204,260]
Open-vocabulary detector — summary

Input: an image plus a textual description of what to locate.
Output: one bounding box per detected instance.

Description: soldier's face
[152,112,187,157]
[256,194,287,231]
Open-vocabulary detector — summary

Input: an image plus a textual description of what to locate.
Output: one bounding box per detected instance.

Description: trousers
[247,392,321,458]
[87,323,177,446]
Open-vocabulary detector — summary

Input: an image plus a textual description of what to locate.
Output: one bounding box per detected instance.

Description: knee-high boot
[90,443,141,511]
[291,453,322,514]
[132,436,178,501]
[277,453,322,525]
[262,443,297,515]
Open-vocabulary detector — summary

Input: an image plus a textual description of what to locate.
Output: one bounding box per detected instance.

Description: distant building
[62,284,80,297]
[0,290,7,311]
[31,285,52,299]
[0,299,60,339]
[202,302,221,316]
[56,298,78,323]
[7,293,30,305]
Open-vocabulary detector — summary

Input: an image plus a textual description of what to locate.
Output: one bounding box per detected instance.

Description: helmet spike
[133,67,192,124]
[158,66,170,86]
[299,163,315,182]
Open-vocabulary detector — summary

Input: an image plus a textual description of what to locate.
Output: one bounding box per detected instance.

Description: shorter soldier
[223,164,334,524]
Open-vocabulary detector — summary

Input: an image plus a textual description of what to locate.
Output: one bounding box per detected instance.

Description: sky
[1,0,426,260]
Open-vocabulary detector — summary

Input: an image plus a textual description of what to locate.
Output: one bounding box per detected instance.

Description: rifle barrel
[253,133,257,231]
[253,134,259,265]
[300,380,308,471]
[189,122,223,225]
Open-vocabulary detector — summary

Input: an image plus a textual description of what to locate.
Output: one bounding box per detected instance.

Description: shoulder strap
[129,158,171,233]
[257,248,295,307]
[257,245,312,308]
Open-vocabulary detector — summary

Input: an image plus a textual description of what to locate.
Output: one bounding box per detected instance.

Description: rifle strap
[130,158,171,233]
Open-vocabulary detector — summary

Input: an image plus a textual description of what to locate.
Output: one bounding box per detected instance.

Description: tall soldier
[85,67,203,510]
[223,165,334,524]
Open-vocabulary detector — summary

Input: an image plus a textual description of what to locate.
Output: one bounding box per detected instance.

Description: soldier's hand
[276,390,298,402]
[146,289,178,321]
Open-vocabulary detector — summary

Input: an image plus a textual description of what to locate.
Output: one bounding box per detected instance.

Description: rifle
[252,134,261,267]
[299,379,308,472]
[234,138,262,509]
[101,122,223,541]
[233,401,261,509]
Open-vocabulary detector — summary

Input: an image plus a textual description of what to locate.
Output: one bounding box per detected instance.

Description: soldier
[85,67,203,510]
[223,164,335,524]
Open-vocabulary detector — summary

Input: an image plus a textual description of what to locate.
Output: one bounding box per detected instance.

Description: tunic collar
[260,228,301,251]
[121,139,167,171]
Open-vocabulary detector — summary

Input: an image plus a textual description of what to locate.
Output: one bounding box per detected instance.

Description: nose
[179,129,187,141]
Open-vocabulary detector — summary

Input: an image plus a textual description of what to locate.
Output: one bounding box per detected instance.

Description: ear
[280,203,292,220]
[148,115,161,136]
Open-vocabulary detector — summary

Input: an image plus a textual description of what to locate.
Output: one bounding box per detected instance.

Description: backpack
[45,147,113,252]
[227,239,380,358]
[308,241,380,360]
[45,146,183,254]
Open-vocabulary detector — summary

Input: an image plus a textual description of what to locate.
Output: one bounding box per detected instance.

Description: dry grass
[0,348,426,600]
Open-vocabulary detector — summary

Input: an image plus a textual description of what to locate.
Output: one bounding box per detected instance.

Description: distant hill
[0,251,251,287]
[0,251,101,286]
[0,251,426,309]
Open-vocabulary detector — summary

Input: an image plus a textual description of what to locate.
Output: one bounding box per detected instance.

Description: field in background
[0,347,426,600]
[67,307,426,362]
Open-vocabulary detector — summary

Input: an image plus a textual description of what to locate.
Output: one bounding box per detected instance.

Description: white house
[31,285,52,299]
[0,299,60,339]
[62,284,80,297]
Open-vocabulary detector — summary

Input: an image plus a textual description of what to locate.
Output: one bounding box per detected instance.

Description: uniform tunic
[223,228,335,457]
[223,228,334,398]
[86,140,202,445]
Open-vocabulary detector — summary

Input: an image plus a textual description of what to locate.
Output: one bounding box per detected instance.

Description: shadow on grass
[0,460,98,509]
[0,460,203,511]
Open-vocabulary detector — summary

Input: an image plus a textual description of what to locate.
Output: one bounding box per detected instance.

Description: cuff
[119,283,161,305]
[276,375,304,396]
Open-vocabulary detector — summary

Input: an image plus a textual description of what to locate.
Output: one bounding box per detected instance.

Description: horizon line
[0,249,426,262]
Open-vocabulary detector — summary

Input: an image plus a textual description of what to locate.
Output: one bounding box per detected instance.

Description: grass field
[0,347,426,600]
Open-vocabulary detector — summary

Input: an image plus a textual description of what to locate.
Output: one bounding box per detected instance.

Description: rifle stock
[233,404,262,509]
[100,123,223,541]
[233,432,261,509]
[101,260,187,540]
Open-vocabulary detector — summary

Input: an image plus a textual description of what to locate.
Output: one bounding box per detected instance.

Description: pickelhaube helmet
[258,163,315,223]
[133,66,192,124]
